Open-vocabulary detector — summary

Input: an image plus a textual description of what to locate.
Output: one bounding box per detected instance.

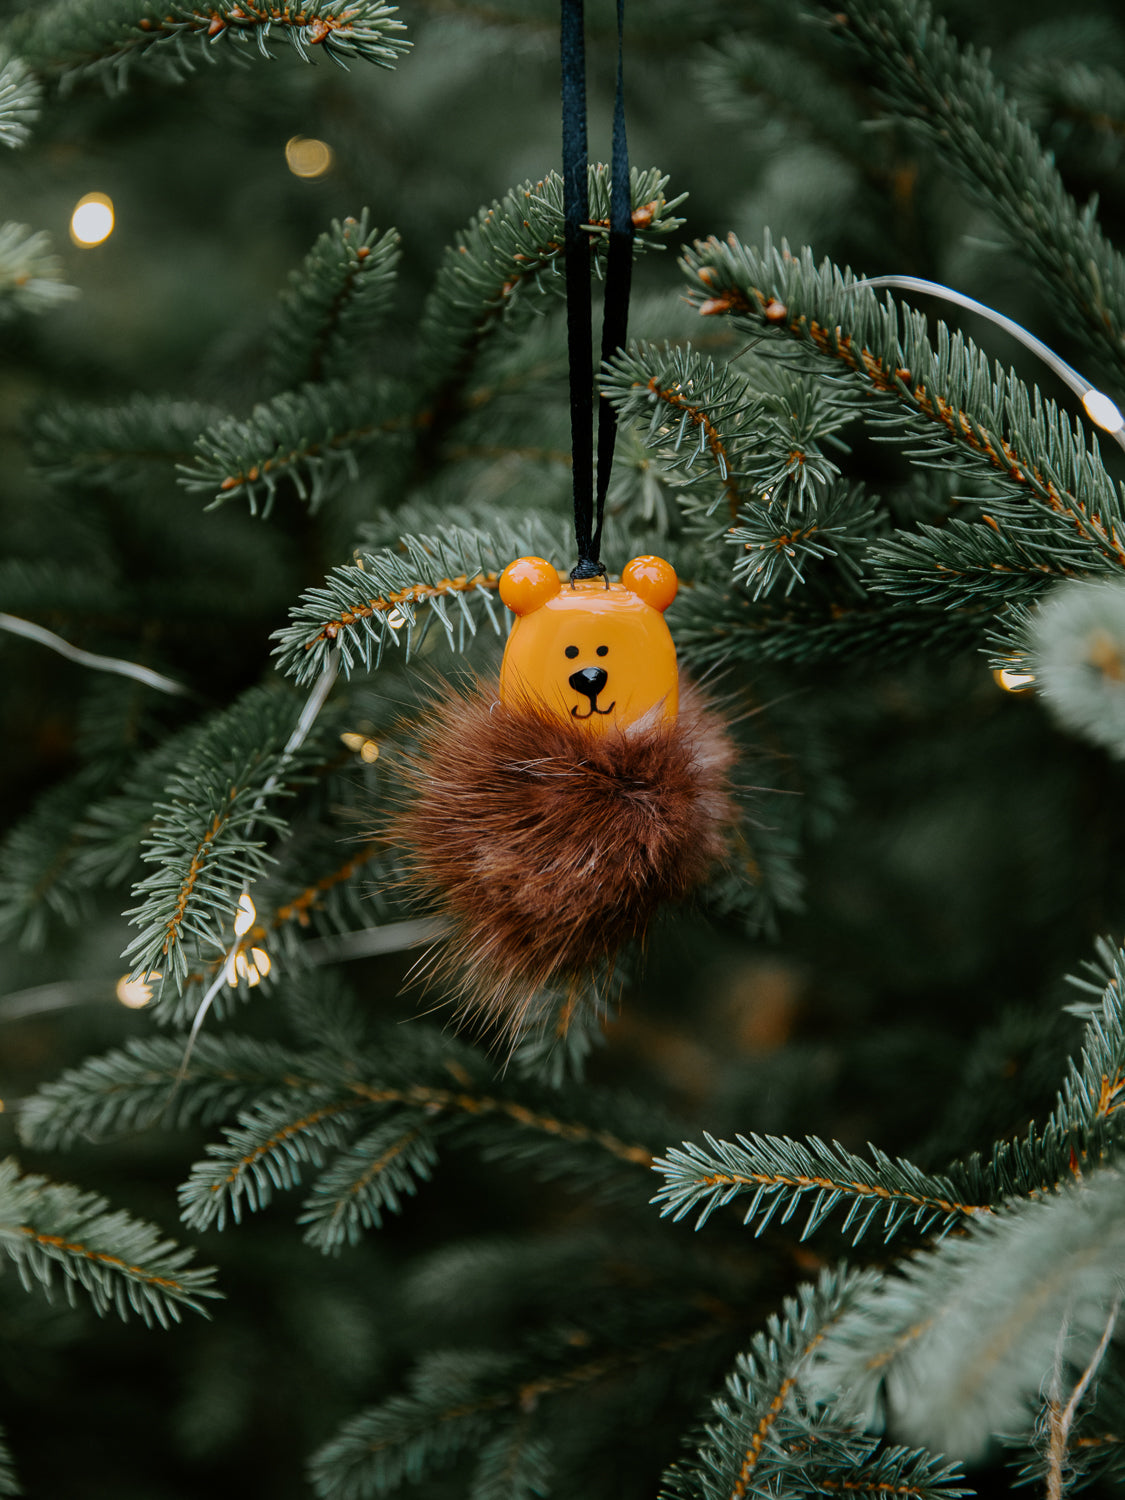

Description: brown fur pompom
[390,676,737,1041]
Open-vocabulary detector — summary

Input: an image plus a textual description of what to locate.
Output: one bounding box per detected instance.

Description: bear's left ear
[622,555,678,612]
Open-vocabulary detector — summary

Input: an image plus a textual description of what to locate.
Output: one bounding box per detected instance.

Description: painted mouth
[571,700,616,720]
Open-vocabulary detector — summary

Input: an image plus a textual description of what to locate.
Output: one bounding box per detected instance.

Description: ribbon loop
[561,0,632,580]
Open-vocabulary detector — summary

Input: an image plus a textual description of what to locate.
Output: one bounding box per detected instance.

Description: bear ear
[622,555,678,613]
[499,556,563,616]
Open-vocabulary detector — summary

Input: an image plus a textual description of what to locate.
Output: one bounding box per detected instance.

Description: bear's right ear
[499,556,563,616]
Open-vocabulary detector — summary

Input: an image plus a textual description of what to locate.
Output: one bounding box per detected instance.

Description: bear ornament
[391,554,738,1049]
[498,555,680,733]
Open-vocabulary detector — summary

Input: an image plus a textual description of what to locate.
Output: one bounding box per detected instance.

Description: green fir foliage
[0,1428,18,1498]
[0,1155,218,1326]
[0,221,74,320]
[660,1266,967,1500]
[10,0,411,89]
[29,396,226,490]
[653,1131,983,1243]
[417,165,686,384]
[0,47,39,146]
[123,684,344,989]
[273,519,559,683]
[181,376,410,514]
[824,0,1125,380]
[266,210,401,391]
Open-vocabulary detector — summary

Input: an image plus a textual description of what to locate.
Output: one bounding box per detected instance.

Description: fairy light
[1083,389,1125,434]
[993,667,1036,692]
[69,192,115,247]
[225,948,274,989]
[233,892,256,936]
[340,730,380,763]
[285,136,333,179]
[116,972,159,1008]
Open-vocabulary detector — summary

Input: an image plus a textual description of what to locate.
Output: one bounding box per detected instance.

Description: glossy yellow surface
[498,556,679,733]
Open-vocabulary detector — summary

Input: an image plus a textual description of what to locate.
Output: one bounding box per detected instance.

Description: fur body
[391,676,737,1041]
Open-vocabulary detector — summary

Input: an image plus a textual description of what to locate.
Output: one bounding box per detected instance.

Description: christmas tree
[5,0,1125,1495]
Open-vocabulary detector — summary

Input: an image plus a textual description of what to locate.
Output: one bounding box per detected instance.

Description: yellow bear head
[497,555,679,734]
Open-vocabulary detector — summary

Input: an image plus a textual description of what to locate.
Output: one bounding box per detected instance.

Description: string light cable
[850,274,1125,448]
[0,612,186,696]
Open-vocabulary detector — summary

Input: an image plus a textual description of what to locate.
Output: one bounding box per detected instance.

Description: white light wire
[0,612,187,695]
[850,274,1125,450]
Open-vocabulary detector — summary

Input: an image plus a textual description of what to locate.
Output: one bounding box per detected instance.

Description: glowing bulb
[116,972,159,1008]
[69,192,115,247]
[993,667,1036,692]
[233,892,256,936]
[340,731,380,763]
[285,136,334,179]
[225,945,274,988]
[1082,389,1125,434]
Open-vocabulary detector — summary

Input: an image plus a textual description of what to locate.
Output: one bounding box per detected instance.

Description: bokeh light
[116,971,158,1008]
[70,192,115,247]
[285,136,333,179]
[993,667,1036,693]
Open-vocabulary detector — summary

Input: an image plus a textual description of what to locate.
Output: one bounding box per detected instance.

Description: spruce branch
[819,0,1125,382]
[0,777,100,949]
[0,221,76,320]
[29,395,226,489]
[151,1014,669,1242]
[179,1088,366,1231]
[309,1350,522,1500]
[672,584,989,668]
[260,837,395,948]
[1015,57,1125,149]
[17,1032,313,1149]
[179,377,412,514]
[659,1266,967,1500]
[0,1427,18,1499]
[296,1117,440,1253]
[0,558,125,622]
[808,1169,1125,1463]
[601,341,765,519]
[0,48,40,146]
[682,234,1125,592]
[70,720,211,888]
[726,481,877,601]
[0,1156,218,1327]
[266,210,401,390]
[468,1426,551,1500]
[652,1133,987,1245]
[693,31,868,162]
[312,1316,729,1500]
[945,939,1125,1207]
[10,0,411,90]
[178,1058,661,1234]
[272,518,560,685]
[122,685,341,988]
[418,165,686,387]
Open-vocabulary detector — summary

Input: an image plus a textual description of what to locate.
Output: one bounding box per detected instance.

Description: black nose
[569,666,608,701]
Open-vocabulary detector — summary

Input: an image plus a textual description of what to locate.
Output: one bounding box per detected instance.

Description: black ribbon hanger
[561,0,633,581]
